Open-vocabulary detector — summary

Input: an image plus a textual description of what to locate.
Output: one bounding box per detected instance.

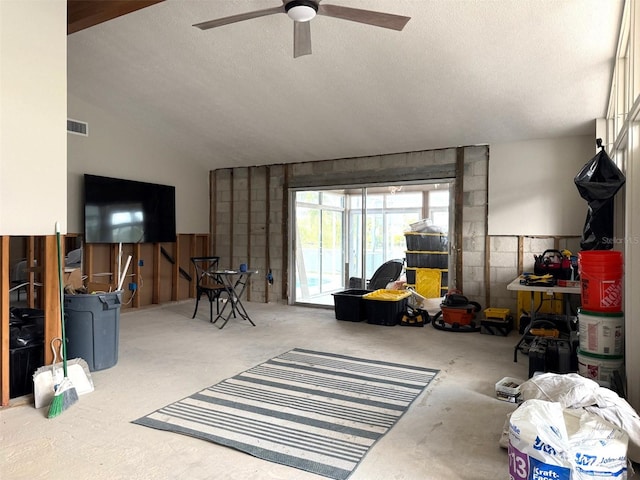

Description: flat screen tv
[84,174,176,244]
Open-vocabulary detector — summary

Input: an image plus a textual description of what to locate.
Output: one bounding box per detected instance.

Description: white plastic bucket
[578,308,624,356]
[577,349,624,382]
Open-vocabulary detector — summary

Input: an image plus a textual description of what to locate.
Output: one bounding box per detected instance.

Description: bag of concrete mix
[508,399,628,480]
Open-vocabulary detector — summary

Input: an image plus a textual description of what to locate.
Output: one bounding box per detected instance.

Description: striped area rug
[133,348,438,480]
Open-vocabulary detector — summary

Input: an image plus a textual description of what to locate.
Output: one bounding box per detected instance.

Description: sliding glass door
[292,183,451,306]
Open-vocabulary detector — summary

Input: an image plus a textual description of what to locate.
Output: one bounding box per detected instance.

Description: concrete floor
[0,300,633,479]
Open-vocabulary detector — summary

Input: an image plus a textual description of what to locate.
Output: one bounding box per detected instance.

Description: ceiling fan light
[285,2,317,22]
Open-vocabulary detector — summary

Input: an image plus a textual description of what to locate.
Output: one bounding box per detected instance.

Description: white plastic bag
[508,399,628,480]
[509,400,572,479]
[519,372,640,463]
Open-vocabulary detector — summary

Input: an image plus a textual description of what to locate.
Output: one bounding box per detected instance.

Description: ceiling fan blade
[193,5,284,30]
[293,21,312,58]
[317,4,410,31]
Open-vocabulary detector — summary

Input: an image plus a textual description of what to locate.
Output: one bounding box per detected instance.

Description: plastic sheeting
[574,145,626,250]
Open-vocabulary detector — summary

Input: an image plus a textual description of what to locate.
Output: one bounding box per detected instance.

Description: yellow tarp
[416,268,442,298]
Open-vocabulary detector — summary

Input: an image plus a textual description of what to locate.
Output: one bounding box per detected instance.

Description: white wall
[488,136,594,236]
[67,94,210,235]
[622,123,640,413]
[0,0,67,235]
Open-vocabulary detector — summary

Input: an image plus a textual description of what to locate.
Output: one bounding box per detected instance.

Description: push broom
[48,222,78,418]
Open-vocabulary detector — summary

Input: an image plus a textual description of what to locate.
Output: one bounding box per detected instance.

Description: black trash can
[9,308,45,398]
[9,344,44,398]
[64,292,122,371]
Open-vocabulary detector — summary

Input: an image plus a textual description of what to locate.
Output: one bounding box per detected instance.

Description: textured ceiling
[67,0,624,170]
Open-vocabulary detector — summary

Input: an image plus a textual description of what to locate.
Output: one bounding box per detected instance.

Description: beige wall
[0,0,67,235]
[488,135,594,236]
[67,94,210,235]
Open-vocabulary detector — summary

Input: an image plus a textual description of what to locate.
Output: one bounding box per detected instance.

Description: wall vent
[67,118,88,136]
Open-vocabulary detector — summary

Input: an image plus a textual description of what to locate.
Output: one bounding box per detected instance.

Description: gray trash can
[64,292,122,371]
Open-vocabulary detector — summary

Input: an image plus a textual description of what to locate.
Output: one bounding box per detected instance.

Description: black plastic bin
[9,309,45,398]
[363,290,412,326]
[64,292,122,372]
[404,232,448,251]
[332,289,371,321]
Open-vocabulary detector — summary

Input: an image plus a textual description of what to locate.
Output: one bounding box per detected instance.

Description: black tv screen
[84,174,176,244]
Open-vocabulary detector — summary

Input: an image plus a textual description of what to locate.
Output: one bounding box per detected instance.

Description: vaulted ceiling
[67,0,624,169]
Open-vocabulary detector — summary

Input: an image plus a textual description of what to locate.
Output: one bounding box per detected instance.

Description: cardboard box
[63,268,83,290]
[86,282,117,294]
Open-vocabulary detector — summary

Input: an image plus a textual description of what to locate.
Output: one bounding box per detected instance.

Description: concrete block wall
[211,145,491,305]
[488,235,581,315]
[213,166,287,303]
[461,146,488,307]
[488,236,519,312]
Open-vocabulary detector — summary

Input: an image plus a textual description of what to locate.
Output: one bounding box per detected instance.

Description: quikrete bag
[534,250,572,280]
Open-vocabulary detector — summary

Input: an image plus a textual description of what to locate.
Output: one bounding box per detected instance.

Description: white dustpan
[33,338,94,409]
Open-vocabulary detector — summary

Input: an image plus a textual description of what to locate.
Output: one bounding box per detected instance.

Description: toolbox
[528,337,548,378]
[481,308,513,336]
[480,318,513,336]
[546,338,572,374]
[527,337,574,378]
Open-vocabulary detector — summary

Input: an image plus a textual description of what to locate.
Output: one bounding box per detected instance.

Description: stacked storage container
[576,250,624,385]
[362,289,412,326]
[404,229,449,298]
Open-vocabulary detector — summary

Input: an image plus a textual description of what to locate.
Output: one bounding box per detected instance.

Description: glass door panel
[295,206,321,298]
[294,190,345,303]
[321,209,343,292]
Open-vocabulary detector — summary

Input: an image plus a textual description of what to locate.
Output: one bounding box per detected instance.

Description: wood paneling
[43,236,62,366]
[67,0,164,35]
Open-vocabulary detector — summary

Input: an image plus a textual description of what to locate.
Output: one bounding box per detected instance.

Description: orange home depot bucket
[578,251,623,312]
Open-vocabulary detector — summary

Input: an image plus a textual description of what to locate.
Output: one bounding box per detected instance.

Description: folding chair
[349,259,405,290]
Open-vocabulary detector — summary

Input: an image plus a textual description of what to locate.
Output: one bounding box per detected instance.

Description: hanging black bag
[574,141,625,250]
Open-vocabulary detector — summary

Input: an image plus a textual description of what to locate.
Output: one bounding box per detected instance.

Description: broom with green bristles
[48,222,78,418]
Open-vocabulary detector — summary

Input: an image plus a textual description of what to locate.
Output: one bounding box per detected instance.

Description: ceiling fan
[192,0,410,58]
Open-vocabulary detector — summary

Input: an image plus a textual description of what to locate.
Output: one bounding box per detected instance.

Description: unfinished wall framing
[1,232,209,404]
[487,235,581,314]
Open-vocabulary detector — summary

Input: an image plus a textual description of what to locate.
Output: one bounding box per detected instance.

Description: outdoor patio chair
[349,258,405,290]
